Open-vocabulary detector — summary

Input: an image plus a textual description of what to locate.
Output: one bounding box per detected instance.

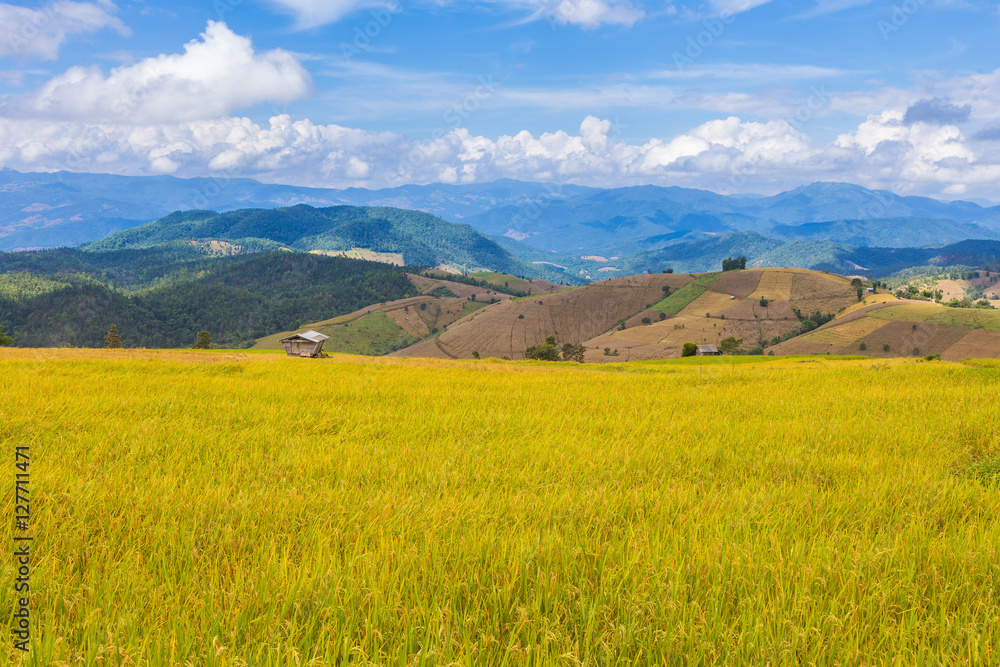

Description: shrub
[682,342,697,357]
[859,342,867,351]
[641,317,652,325]
[759,298,769,308]
[471,351,480,359]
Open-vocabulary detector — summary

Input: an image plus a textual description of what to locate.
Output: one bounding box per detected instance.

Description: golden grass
[678,289,741,317]
[2,349,1000,664]
[802,317,889,347]
[836,293,898,319]
[309,248,405,266]
[748,271,794,301]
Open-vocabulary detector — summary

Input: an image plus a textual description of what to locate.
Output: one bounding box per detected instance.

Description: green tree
[561,343,586,363]
[193,331,212,349]
[525,336,560,361]
[0,324,13,347]
[759,298,769,308]
[857,287,864,302]
[682,342,697,357]
[471,350,480,359]
[722,256,747,272]
[719,337,743,355]
[104,325,123,349]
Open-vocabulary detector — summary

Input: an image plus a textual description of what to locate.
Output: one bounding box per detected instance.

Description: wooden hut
[279,330,330,358]
[695,344,720,356]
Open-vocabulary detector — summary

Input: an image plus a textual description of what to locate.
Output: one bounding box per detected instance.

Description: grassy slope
[314,311,416,356]
[651,272,721,315]
[3,349,998,664]
[773,300,1000,359]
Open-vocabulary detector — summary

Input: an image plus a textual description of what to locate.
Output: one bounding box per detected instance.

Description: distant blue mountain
[2,170,1000,258]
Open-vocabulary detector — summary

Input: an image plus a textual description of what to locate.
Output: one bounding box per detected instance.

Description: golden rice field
[2,348,1000,666]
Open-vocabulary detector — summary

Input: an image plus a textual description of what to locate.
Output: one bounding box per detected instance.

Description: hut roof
[696,344,719,354]
[279,330,329,343]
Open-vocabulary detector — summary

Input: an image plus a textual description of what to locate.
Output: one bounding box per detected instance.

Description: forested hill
[0,252,414,348]
[83,204,570,282]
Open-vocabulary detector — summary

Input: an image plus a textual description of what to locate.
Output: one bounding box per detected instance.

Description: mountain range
[5,169,1000,283]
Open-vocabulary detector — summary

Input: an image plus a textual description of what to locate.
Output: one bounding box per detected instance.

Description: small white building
[279,330,330,358]
[696,344,721,356]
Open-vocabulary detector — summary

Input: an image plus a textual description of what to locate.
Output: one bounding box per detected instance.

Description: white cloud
[0,1,129,61]
[265,0,395,29]
[265,0,643,29]
[704,0,776,16]
[0,109,997,199]
[546,0,645,27]
[0,21,311,123]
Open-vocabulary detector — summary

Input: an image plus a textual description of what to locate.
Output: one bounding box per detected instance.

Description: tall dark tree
[193,331,212,349]
[104,325,123,349]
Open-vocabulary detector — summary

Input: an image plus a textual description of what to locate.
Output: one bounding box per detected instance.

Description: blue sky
[0,0,998,199]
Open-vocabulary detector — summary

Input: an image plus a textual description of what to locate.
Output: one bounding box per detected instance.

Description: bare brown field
[942,328,1000,360]
[788,271,857,316]
[716,299,797,322]
[406,273,514,301]
[862,320,975,357]
[709,270,761,298]
[469,272,563,295]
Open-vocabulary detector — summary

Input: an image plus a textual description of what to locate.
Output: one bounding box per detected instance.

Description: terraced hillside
[392,268,865,361]
[584,268,859,361]
[393,273,693,360]
[772,301,1000,360]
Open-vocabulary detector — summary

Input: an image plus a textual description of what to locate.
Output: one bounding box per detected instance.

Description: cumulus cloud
[0,1,129,61]
[0,110,996,199]
[0,21,311,123]
[904,97,972,125]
